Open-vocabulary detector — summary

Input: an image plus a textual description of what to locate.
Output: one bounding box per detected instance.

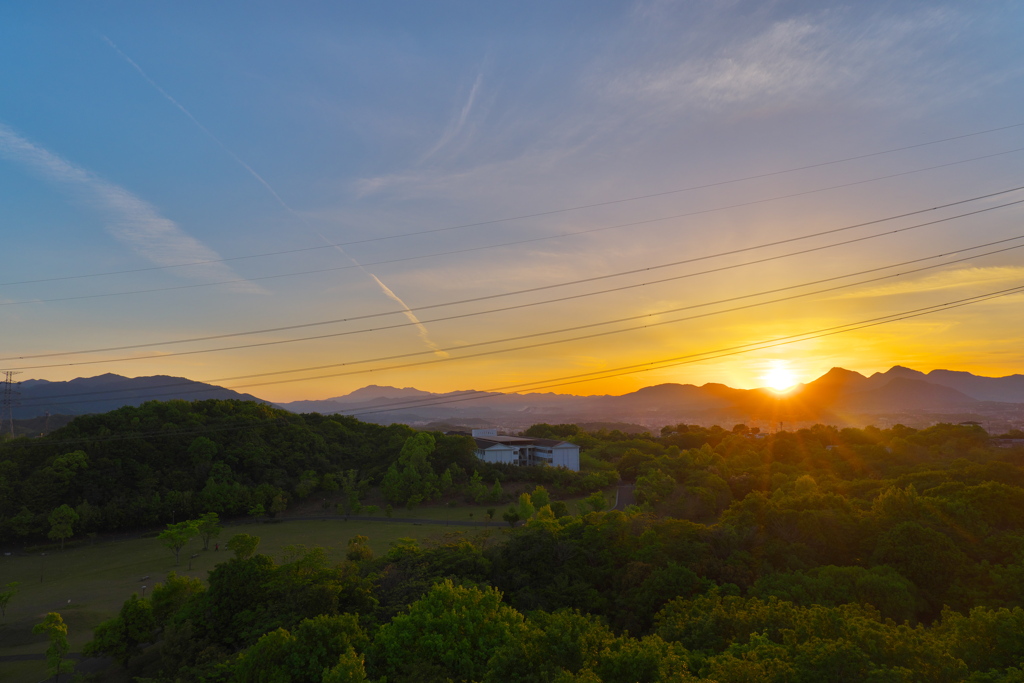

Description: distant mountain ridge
[8,373,269,419]
[8,367,1024,431]
[276,366,1024,431]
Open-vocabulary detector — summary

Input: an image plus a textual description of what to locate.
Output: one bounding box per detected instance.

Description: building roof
[473,436,577,449]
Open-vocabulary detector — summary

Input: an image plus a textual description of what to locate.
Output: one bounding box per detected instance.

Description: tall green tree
[234,614,368,683]
[83,594,155,667]
[371,580,528,683]
[381,464,404,505]
[159,520,199,566]
[248,503,266,522]
[338,469,362,518]
[467,470,487,503]
[150,572,205,627]
[195,512,222,551]
[47,504,79,551]
[518,493,536,520]
[227,533,261,560]
[490,478,504,503]
[583,491,608,513]
[634,469,676,507]
[347,535,374,562]
[399,432,440,505]
[33,612,74,683]
[0,581,19,622]
[269,493,288,518]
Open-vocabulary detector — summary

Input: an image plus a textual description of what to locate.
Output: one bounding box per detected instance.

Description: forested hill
[70,417,1024,681]
[0,399,480,541]
[12,373,270,419]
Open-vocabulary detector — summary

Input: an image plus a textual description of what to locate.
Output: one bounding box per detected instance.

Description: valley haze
[12,366,1024,435]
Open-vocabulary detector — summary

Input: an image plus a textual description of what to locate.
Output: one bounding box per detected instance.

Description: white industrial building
[471,428,580,471]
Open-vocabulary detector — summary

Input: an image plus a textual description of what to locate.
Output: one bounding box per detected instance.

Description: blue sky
[2,1,1024,401]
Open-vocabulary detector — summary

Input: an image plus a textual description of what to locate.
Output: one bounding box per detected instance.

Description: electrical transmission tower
[1,370,21,436]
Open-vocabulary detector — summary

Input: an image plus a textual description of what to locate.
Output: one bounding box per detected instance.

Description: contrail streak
[317,232,449,357]
[369,274,450,357]
[102,35,446,354]
[101,35,292,211]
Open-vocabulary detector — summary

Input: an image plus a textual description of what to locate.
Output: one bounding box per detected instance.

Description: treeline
[11,402,1024,679]
[0,400,609,543]
[87,508,1024,682]
[554,421,1024,622]
[76,417,1024,681]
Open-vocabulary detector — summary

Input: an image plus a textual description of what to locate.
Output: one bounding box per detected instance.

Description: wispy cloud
[421,69,485,163]
[630,18,841,107]
[0,121,259,291]
[103,35,447,353]
[355,66,492,198]
[835,266,1024,299]
[609,7,964,113]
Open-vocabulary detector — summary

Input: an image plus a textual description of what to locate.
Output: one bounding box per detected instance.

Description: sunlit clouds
[1,3,1023,402]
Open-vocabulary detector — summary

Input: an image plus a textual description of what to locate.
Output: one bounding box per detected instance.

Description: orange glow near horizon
[760,360,799,393]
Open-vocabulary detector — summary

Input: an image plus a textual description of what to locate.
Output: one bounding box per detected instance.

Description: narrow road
[614,484,635,510]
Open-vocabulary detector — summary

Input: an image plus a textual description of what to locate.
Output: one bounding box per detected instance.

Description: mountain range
[275,365,1024,432]
[5,366,1024,433]
[7,373,267,420]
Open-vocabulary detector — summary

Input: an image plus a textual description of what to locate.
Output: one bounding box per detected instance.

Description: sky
[1,1,1024,403]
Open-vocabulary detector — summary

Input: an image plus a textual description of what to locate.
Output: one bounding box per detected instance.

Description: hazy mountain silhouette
[9,367,1023,430]
[275,365,1022,430]
[9,373,268,419]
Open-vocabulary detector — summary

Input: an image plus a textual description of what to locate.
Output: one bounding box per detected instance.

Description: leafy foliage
[34,612,75,682]
[26,408,1024,682]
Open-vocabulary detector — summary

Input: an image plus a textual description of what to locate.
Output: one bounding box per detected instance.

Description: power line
[225,243,1024,392]
[13,231,1024,405]
[340,283,1024,417]
[207,237,1024,384]
[5,186,1023,364]
[2,124,1022,289]
[14,280,1024,442]
[13,224,1024,379]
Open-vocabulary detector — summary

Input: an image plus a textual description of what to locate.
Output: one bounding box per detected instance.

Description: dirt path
[614,484,635,510]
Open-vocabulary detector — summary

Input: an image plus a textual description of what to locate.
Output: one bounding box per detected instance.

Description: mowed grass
[343,494,594,522]
[0,516,500,679]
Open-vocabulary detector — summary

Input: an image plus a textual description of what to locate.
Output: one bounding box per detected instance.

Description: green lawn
[336,494,593,523]
[0,516,499,680]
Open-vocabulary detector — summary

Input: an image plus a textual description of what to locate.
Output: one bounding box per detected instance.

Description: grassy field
[0,516,503,681]
[321,494,596,523]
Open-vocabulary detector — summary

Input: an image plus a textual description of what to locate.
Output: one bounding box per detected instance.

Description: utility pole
[1,371,22,437]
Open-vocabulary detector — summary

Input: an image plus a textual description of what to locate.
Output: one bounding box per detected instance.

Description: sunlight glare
[761,360,797,393]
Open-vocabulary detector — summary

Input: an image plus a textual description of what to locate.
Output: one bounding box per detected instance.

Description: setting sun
[761,361,798,393]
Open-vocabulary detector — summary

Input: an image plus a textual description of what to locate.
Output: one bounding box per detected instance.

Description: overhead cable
[12,232,1024,404]
[5,186,1023,363]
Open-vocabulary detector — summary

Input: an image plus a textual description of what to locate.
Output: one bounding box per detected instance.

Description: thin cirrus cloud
[834,266,1024,300]
[100,36,450,357]
[355,67,491,198]
[0,121,260,292]
[610,8,962,112]
[420,68,486,164]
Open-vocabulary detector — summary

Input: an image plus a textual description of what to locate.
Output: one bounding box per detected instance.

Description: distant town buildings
[470,428,580,471]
